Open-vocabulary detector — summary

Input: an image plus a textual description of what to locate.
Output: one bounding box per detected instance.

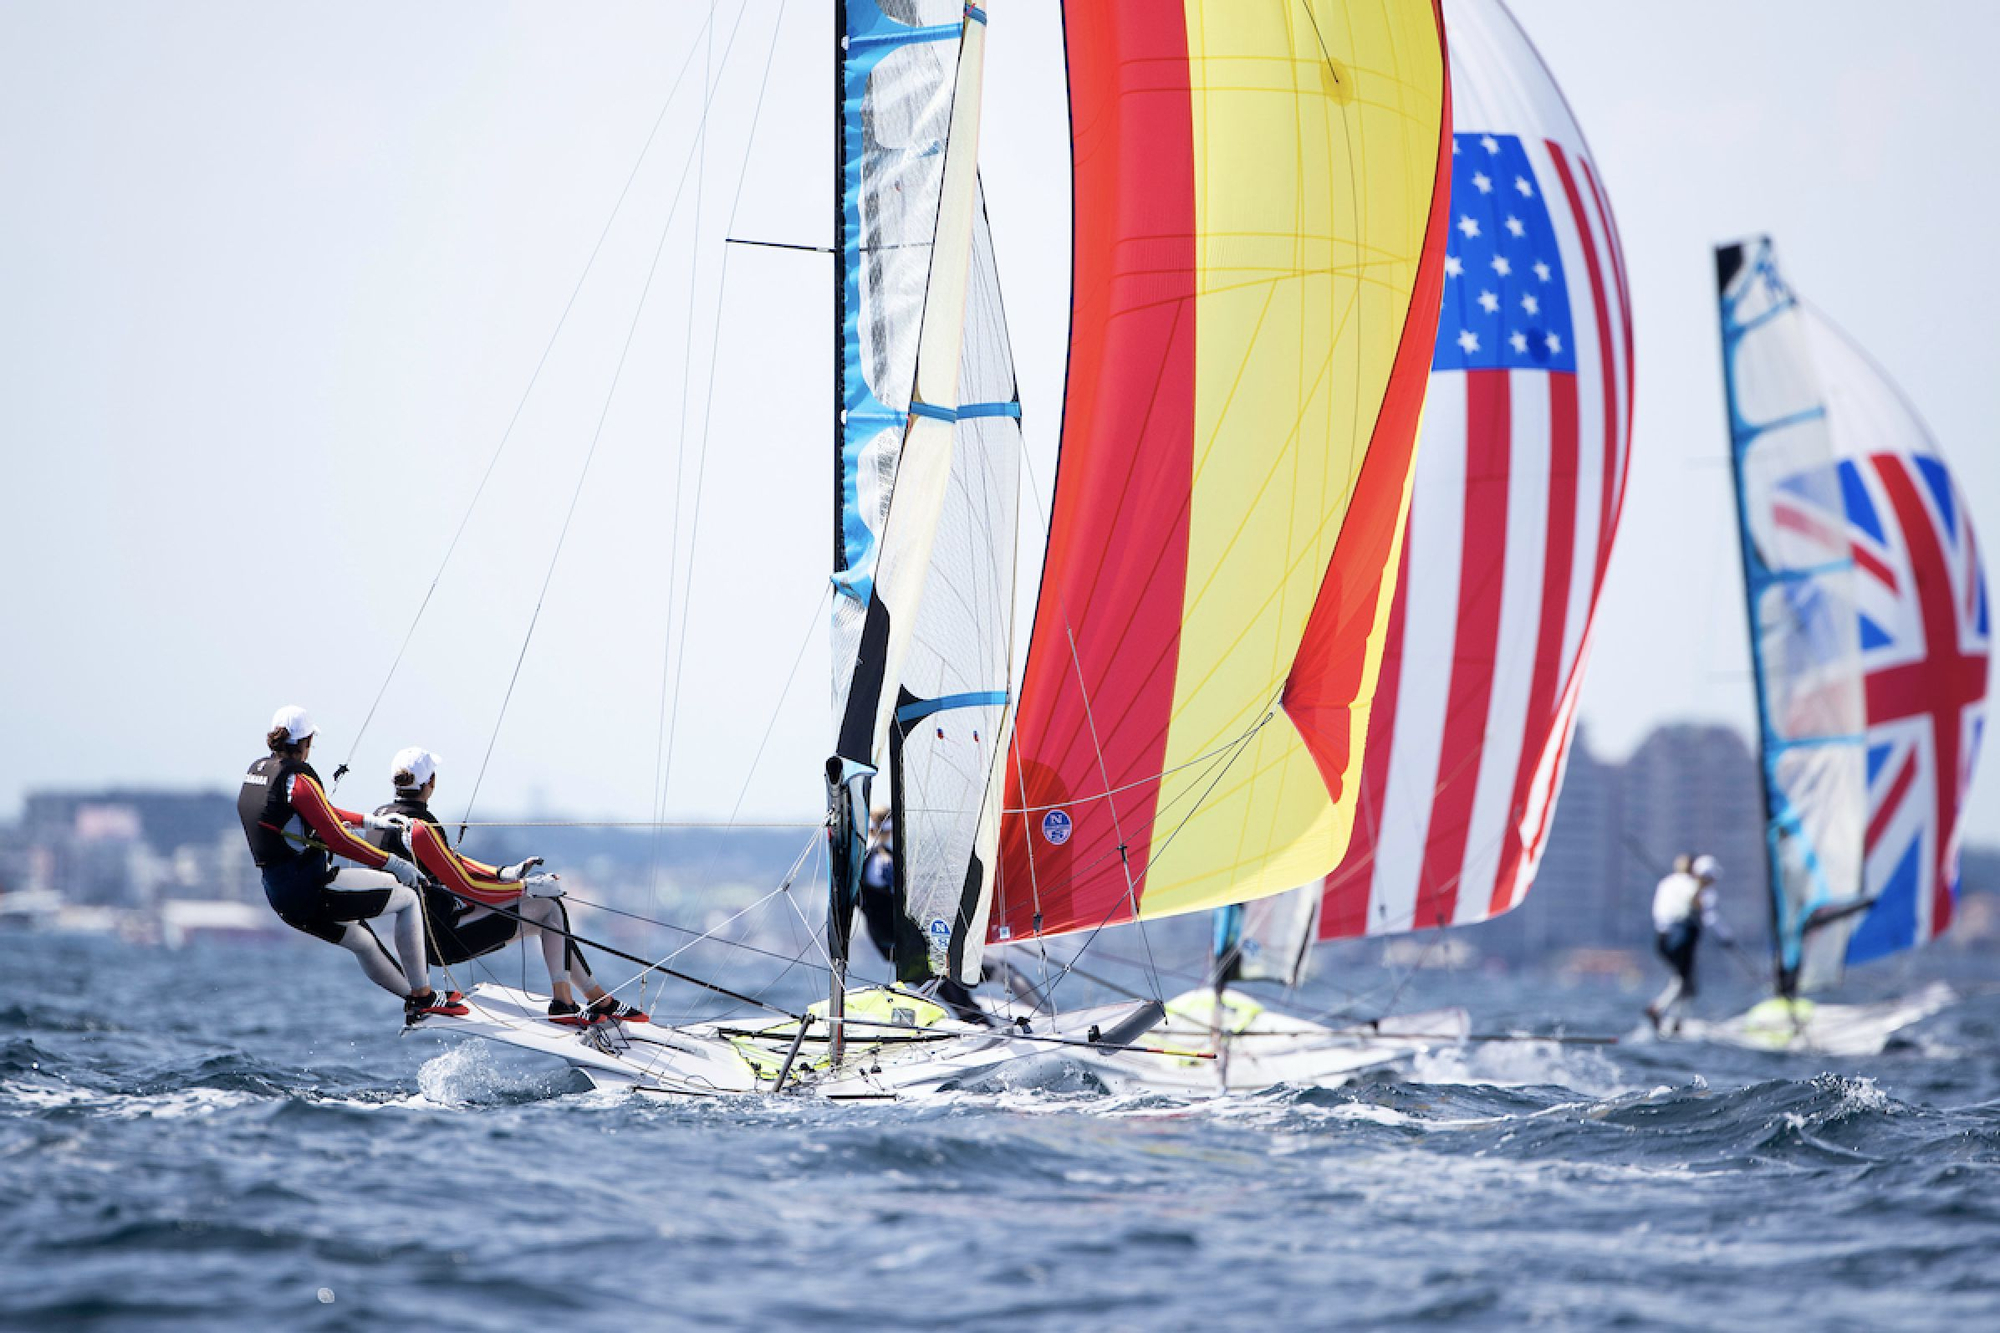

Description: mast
[1715,241,1791,999]
[826,0,852,1066]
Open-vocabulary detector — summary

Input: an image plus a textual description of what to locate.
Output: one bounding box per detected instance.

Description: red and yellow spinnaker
[990,0,1453,941]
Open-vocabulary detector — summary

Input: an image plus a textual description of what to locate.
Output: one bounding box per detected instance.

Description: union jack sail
[1719,235,1988,993]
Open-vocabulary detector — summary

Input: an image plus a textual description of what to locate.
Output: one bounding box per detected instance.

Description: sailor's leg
[323,868,431,995]
[334,921,415,998]
[552,899,594,987]
[1649,975,1683,1022]
[504,897,577,999]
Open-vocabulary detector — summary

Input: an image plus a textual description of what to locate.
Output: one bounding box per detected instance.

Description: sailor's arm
[289,774,395,869]
[1699,887,1735,943]
[408,822,522,907]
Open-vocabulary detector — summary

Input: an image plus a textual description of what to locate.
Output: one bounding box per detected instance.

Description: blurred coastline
[5,718,1999,988]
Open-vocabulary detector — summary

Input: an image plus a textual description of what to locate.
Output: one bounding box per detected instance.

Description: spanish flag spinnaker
[989,1,1454,943]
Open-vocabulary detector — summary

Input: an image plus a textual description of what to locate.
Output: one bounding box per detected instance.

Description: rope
[658,0,792,816]
[458,2,758,835]
[331,5,725,790]
[648,0,719,911]
[451,819,821,830]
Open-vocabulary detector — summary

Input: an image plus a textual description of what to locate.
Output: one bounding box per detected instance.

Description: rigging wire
[648,0,718,912]
[457,2,759,835]
[331,4,725,789]
[657,0,794,814]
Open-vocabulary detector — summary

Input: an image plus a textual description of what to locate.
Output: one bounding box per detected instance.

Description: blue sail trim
[895,689,1007,723]
[909,399,1021,423]
[838,1,967,608]
[1211,904,1245,976]
[1736,405,1827,442]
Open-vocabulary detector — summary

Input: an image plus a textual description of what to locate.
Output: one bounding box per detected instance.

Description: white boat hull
[431,982,1467,1098]
[1066,988,1469,1095]
[1658,982,1955,1056]
[432,983,1149,1099]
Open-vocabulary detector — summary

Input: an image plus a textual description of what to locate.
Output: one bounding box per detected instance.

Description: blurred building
[1466,721,1770,964]
[13,789,257,906]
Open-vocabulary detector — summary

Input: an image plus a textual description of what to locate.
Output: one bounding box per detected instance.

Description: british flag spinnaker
[1717,236,1989,1008]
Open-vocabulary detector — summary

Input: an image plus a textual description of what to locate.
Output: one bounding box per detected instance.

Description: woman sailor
[236,706,467,1024]
[365,747,646,1027]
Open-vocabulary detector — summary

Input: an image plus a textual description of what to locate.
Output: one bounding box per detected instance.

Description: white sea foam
[1411,1037,1632,1098]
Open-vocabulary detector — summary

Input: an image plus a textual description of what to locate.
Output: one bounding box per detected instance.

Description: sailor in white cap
[1646,852,1732,1033]
[364,746,646,1027]
[235,706,467,1024]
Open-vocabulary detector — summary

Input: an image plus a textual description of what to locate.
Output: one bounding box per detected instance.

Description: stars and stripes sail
[988,0,1454,943]
[1313,0,1633,943]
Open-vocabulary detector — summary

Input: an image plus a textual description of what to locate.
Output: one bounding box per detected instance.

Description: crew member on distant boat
[366,747,646,1027]
[237,706,467,1024]
[856,806,992,1026]
[1647,854,1731,1033]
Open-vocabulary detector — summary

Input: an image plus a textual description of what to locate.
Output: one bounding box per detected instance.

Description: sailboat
[1667,235,1985,1055]
[1079,0,1636,1091]
[435,0,1456,1097]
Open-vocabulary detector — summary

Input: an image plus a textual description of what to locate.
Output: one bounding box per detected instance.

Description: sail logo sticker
[1041,810,1072,846]
[928,917,950,944]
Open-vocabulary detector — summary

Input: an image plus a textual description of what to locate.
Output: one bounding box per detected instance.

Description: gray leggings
[326,868,430,998]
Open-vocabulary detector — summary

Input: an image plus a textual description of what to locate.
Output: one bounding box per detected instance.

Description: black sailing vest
[363,793,439,860]
[237,753,328,876]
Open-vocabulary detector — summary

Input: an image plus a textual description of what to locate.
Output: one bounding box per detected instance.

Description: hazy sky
[2,2,1995,841]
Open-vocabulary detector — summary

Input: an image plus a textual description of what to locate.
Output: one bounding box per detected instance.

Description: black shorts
[261,863,393,946]
[422,886,519,966]
[1656,921,1701,986]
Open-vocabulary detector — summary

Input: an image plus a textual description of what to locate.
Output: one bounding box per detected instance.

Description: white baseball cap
[270,705,317,744]
[1692,854,1720,882]
[391,746,441,790]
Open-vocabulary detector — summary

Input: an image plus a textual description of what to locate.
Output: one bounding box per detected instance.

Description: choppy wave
[2,935,1997,1331]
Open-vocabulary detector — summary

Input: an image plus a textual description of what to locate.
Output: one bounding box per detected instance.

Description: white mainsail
[832,2,989,774]
[888,184,1020,985]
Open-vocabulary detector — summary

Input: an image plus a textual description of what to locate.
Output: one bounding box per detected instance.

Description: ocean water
[3,931,1998,1331]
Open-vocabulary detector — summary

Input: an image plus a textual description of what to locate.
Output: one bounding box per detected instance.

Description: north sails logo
[1041,809,1072,846]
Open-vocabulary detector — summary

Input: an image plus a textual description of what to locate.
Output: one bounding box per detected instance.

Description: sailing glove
[382,855,423,889]
[363,812,409,834]
[498,857,544,884]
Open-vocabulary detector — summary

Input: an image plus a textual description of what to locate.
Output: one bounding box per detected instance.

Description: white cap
[390,746,440,790]
[270,705,317,744]
[1692,854,1720,882]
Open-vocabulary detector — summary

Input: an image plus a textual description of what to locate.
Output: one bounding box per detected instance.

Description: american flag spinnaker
[1309,0,1635,948]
